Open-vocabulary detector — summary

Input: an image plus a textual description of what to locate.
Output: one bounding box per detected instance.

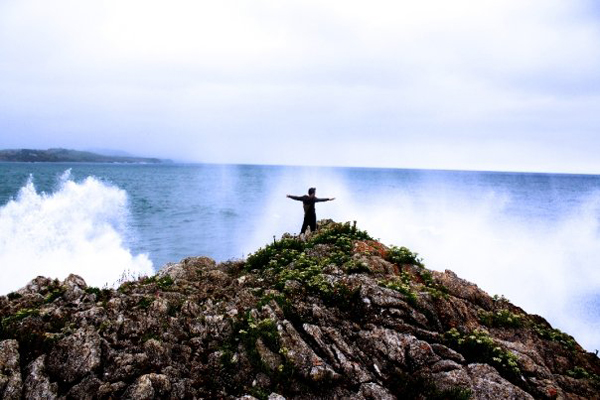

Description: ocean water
[1,162,599,352]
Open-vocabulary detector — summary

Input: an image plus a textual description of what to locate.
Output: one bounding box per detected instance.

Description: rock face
[1,221,599,399]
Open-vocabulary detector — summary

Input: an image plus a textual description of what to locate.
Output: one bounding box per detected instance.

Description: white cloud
[0,0,599,172]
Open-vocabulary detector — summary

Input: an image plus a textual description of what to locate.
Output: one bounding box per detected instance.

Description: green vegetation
[118,281,134,294]
[479,306,577,351]
[379,255,448,304]
[244,222,370,308]
[444,328,521,381]
[245,221,441,314]
[246,222,373,272]
[142,274,175,290]
[117,274,175,295]
[566,366,600,386]
[379,273,417,305]
[386,245,424,267]
[1,307,41,330]
[342,259,371,274]
[240,316,279,354]
[44,287,66,304]
[220,312,298,399]
[245,239,304,272]
[533,324,577,351]
[138,296,154,309]
[98,320,111,333]
[85,287,112,306]
[478,309,524,329]
[419,269,449,299]
[492,294,510,303]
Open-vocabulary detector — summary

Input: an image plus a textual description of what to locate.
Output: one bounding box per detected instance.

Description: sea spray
[0,171,153,294]
[250,168,600,352]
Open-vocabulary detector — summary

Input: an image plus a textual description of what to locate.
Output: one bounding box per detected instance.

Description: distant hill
[0,148,169,163]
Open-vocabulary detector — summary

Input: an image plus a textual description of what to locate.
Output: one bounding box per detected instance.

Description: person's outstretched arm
[287,194,304,201]
[315,197,335,202]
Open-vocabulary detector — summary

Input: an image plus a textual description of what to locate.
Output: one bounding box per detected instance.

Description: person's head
[308,187,316,195]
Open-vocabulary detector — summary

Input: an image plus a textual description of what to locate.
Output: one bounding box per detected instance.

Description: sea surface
[1,162,599,351]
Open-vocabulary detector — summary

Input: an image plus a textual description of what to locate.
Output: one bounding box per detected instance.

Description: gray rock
[0,339,22,400]
[62,274,87,302]
[358,382,395,400]
[125,374,154,400]
[406,337,441,370]
[256,338,283,372]
[1,221,599,399]
[144,338,172,368]
[431,343,466,364]
[47,326,102,383]
[278,320,339,382]
[67,375,102,399]
[124,373,171,400]
[24,355,58,400]
[467,363,534,399]
[267,393,286,400]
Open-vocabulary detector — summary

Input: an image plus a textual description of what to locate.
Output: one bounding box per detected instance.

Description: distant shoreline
[0,148,170,164]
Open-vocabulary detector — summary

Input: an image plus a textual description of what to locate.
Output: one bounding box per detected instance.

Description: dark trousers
[301,213,317,234]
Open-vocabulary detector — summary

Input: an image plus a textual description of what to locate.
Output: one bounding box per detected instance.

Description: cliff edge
[1,221,599,399]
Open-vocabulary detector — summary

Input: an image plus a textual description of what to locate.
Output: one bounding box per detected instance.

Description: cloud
[0,0,599,172]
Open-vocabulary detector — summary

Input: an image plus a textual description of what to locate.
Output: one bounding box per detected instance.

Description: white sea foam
[253,170,600,352]
[0,171,154,294]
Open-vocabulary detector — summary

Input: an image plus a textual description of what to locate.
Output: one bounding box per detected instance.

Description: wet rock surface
[1,221,599,399]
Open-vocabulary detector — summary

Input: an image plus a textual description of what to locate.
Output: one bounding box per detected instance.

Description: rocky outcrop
[0,221,599,399]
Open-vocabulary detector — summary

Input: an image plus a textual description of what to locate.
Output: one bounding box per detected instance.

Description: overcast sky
[1,0,599,173]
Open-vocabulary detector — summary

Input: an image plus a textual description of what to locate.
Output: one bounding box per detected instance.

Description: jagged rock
[23,355,58,399]
[17,276,53,295]
[256,338,283,372]
[358,382,395,399]
[97,381,127,398]
[430,343,466,363]
[277,320,339,382]
[62,274,87,302]
[158,256,216,282]
[0,339,22,400]
[47,326,102,383]
[467,364,534,399]
[105,352,150,381]
[437,269,494,310]
[0,221,598,399]
[144,338,172,368]
[67,375,102,399]
[122,373,172,399]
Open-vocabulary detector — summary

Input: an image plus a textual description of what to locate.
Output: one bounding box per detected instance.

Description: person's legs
[301,216,309,234]
[309,214,317,232]
[301,213,316,234]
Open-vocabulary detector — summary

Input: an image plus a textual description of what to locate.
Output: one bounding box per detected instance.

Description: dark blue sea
[1,162,599,351]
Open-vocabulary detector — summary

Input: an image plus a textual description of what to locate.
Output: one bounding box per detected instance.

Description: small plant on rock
[379,274,417,305]
[386,246,424,267]
[478,309,524,328]
[533,324,577,351]
[444,328,521,381]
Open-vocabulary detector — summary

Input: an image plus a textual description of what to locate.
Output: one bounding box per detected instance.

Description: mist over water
[0,163,599,352]
[0,170,153,292]
[250,168,600,352]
